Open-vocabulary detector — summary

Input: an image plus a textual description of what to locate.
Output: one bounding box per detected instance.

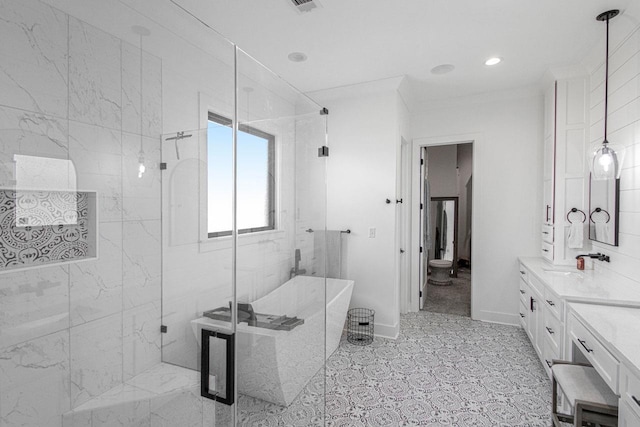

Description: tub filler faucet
[290,248,306,279]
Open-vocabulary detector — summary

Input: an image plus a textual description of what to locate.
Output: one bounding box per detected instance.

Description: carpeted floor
[238,311,550,426]
[423,267,471,317]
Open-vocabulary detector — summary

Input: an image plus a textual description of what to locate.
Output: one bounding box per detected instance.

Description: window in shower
[207,112,275,237]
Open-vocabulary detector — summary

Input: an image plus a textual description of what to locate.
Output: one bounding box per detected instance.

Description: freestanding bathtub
[191,275,354,406]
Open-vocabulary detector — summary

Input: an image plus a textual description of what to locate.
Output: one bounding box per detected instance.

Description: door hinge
[420,158,424,165]
[420,203,423,210]
[320,107,329,115]
[419,291,423,297]
[420,246,423,253]
[161,325,167,333]
[400,249,405,254]
[318,146,329,157]
[160,162,167,170]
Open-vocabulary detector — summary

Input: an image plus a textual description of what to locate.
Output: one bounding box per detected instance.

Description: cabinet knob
[520,270,526,275]
[546,326,554,335]
[546,300,555,307]
[519,313,525,318]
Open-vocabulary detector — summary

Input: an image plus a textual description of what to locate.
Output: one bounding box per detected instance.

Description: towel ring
[566,208,586,224]
[589,208,611,224]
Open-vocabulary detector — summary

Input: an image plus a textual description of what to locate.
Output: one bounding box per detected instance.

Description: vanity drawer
[543,308,562,355]
[543,287,563,321]
[542,335,560,378]
[519,279,528,306]
[541,224,554,243]
[518,300,527,328]
[518,264,528,284]
[568,313,619,393]
[620,365,640,420]
[541,241,554,261]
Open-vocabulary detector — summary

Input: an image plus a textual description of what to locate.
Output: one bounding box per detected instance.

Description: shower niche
[0,189,98,272]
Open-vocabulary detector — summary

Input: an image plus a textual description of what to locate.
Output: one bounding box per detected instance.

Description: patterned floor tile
[238,311,550,426]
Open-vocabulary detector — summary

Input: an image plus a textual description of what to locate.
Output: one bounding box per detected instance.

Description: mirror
[430,197,458,274]
[588,174,619,246]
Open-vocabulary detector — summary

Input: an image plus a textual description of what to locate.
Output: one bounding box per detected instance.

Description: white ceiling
[175,0,632,103]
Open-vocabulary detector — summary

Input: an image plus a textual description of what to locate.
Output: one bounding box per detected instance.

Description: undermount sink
[542,269,583,279]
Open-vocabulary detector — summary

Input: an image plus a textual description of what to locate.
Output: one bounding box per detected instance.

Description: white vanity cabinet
[541,77,589,264]
[518,262,563,377]
[619,366,640,426]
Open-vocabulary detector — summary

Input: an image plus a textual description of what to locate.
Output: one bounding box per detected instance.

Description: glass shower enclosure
[0,0,331,425]
[160,43,330,424]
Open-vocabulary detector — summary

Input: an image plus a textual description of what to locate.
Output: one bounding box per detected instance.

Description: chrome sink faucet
[290,248,306,278]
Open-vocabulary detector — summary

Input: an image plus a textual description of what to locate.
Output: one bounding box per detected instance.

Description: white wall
[582,3,640,283]
[412,88,544,324]
[310,78,406,338]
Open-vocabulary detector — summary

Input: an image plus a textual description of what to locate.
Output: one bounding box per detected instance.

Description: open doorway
[419,143,472,317]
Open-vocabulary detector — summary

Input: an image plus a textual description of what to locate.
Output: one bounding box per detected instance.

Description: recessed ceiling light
[430,64,455,75]
[485,57,502,66]
[288,52,308,62]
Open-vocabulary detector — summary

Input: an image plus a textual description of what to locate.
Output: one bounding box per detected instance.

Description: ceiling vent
[288,0,321,14]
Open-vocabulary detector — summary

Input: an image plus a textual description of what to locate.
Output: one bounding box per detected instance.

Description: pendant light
[590,10,625,181]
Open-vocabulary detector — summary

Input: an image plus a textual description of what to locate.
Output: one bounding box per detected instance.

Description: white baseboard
[374,322,399,340]
[474,309,519,326]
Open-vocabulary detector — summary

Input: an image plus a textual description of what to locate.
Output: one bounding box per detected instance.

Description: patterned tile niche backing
[0,189,96,271]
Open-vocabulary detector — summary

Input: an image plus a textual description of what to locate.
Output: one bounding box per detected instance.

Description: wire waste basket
[347,308,375,345]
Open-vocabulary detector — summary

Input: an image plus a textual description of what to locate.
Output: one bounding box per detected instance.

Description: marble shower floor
[239,311,551,426]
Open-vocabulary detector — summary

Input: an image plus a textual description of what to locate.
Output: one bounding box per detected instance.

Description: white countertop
[519,257,640,307]
[569,302,640,378]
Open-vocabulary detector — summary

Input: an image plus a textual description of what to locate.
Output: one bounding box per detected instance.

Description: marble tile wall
[0,0,162,425]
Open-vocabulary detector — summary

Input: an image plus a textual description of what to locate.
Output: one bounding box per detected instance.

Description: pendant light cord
[604,15,610,142]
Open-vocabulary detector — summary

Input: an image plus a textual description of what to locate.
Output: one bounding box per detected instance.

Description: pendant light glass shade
[590,141,625,180]
[590,9,625,181]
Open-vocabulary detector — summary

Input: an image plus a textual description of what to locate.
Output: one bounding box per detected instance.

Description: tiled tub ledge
[62,363,214,426]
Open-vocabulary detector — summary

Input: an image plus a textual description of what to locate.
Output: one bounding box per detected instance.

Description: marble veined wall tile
[123,220,161,309]
[77,172,122,223]
[0,331,70,427]
[123,301,161,381]
[91,398,151,427]
[69,17,121,130]
[0,265,69,349]
[0,0,68,119]
[70,221,123,326]
[0,105,69,188]
[70,313,123,408]
[149,388,203,427]
[122,133,161,221]
[69,121,122,177]
[61,410,91,427]
[122,43,162,138]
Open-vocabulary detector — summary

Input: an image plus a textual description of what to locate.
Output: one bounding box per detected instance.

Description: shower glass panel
[234,48,328,423]
[160,23,237,425]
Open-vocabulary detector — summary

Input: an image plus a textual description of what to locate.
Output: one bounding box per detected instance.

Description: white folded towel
[567,222,584,249]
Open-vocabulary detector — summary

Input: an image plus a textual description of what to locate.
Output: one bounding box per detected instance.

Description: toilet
[428,259,453,285]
